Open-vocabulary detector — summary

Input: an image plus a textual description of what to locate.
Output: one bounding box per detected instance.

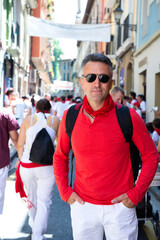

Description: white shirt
[53,102,66,120]
[152,131,159,147]
[130,99,137,108]
[140,101,146,112]
[136,109,142,118]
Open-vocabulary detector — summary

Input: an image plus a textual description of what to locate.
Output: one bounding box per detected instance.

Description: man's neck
[88,101,104,111]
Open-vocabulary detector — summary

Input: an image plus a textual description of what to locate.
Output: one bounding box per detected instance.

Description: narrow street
[0,155,73,240]
[0,154,160,240]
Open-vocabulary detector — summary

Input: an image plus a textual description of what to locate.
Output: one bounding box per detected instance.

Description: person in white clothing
[133,102,142,118]
[129,91,137,108]
[4,88,14,109]
[137,94,146,121]
[11,93,27,126]
[152,118,160,148]
[16,99,60,240]
[65,95,73,108]
[53,96,66,120]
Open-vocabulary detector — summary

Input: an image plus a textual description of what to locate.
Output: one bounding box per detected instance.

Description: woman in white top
[16,99,60,240]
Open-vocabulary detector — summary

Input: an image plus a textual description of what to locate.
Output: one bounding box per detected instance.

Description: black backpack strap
[115,104,140,182]
[66,103,83,141]
[115,104,133,143]
[66,103,83,187]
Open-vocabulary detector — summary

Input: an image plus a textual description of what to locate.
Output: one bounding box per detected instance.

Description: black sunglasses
[82,74,111,83]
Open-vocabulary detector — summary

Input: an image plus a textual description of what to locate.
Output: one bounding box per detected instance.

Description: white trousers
[0,166,9,214]
[70,201,138,240]
[20,165,55,240]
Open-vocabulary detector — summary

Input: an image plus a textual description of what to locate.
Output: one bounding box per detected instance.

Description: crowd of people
[111,86,160,149]
[3,90,83,126]
[0,52,160,240]
[1,90,84,239]
[111,87,146,120]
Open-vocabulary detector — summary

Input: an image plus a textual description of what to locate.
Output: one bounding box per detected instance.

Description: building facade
[134,0,160,122]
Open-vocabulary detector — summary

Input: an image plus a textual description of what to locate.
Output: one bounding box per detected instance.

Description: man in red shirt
[53,53,159,240]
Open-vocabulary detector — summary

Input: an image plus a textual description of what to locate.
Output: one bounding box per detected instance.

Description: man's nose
[93,75,101,86]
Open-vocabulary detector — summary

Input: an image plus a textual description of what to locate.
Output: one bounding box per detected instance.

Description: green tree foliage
[52,39,63,80]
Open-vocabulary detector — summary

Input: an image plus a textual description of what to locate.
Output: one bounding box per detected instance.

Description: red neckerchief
[83,94,115,117]
[154,128,160,136]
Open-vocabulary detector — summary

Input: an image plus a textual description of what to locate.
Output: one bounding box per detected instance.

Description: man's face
[111,91,124,104]
[80,61,113,107]
[9,92,15,100]
[137,96,141,103]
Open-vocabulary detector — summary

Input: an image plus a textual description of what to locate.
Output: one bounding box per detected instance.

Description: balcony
[6,46,20,57]
[116,38,133,58]
[32,57,45,71]
[116,13,135,58]
[28,0,38,9]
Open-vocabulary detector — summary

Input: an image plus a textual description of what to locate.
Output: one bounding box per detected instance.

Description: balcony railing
[116,13,134,51]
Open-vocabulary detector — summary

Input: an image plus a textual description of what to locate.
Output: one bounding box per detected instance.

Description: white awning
[27,16,111,42]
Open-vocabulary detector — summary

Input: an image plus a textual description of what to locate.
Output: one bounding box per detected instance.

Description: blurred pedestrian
[154,110,160,119]
[137,94,146,121]
[53,53,159,240]
[0,107,19,214]
[111,86,124,104]
[129,91,137,107]
[11,92,28,126]
[122,96,131,107]
[152,118,160,148]
[53,95,66,120]
[15,98,60,240]
[65,95,73,108]
[27,95,40,116]
[44,93,51,101]
[4,88,14,111]
[50,95,57,109]
[133,102,142,118]
[75,96,83,103]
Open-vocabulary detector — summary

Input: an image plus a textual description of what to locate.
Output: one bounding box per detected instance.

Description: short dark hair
[67,95,73,100]
[6,88,14,96]
[81,53,113,77]
[130,91,136,99]
[138,94,145,100]
[152,118,160,129]
[60,96,65,102]
[36,98,51,112]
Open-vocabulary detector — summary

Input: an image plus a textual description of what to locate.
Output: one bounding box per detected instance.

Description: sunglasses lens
[86,74,96,82]
[99,74,110,83]
[83,74,110,83]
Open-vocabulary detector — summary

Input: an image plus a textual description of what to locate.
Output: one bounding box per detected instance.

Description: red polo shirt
[53,105,159,205]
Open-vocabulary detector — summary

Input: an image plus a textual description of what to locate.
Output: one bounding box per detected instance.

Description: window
[67,73,69,81]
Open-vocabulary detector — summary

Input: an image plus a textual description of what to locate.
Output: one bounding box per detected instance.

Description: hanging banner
[54,80,73,90]
[27,16,111,42]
